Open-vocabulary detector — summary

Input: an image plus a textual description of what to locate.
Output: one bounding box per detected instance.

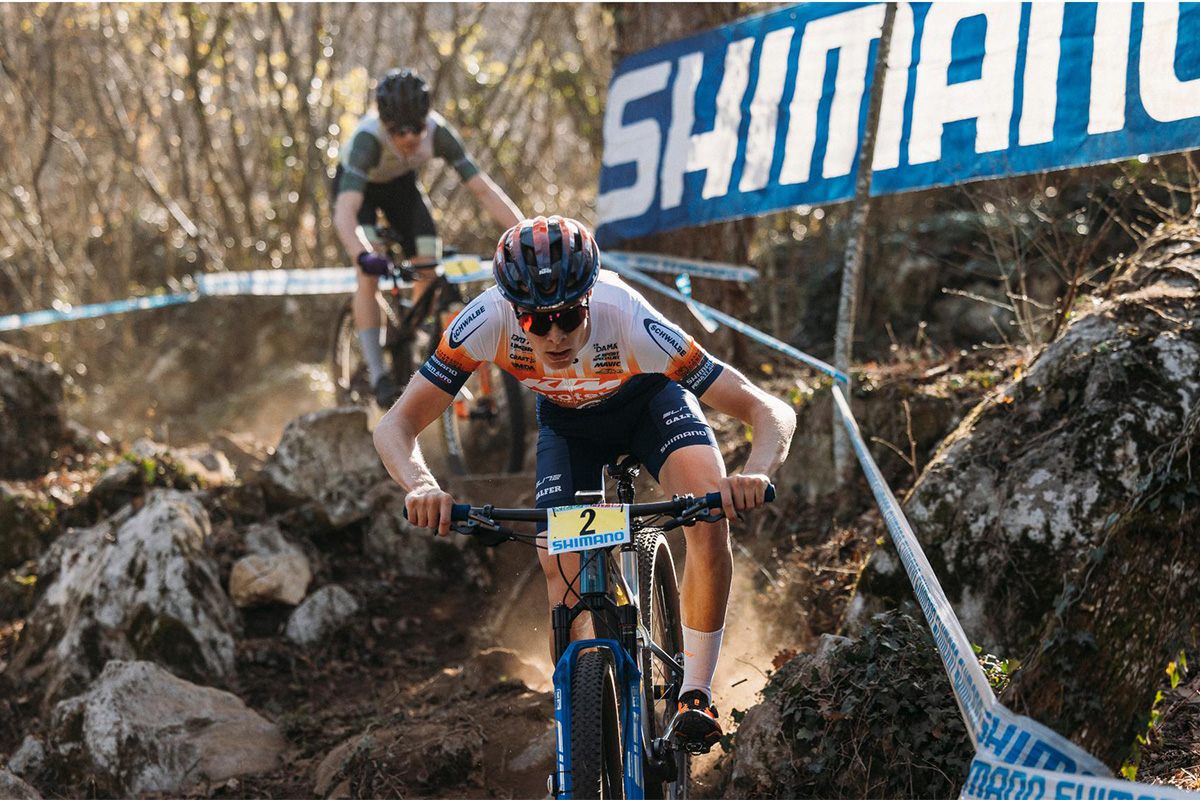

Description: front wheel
[637,530,689,799]
[570,649,625,799]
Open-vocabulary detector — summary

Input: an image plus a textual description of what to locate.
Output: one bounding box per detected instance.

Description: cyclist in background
[332,68,522,407]
[374,216,797,753]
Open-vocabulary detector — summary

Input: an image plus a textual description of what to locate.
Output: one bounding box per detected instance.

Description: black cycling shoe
[672,690,722,754]
[374,374,401,408]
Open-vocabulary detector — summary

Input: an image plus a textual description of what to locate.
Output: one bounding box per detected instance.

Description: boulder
[725,617,971,799]
[0,482,57,571]
[261,408,389,527]
[47,660,285,795]
[228,523,311,607]
[285,585,359,646]
[4,490,239,709]
[0,768,40,800]
[87,461,142,512]
[0,343,65,480]
[364,485,490,588]
[850,259,1200,658]
[6,735,45,777]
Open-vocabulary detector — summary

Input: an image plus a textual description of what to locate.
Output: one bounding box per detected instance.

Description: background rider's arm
[465,172,522,229]
[334,190,370,261]
[701,367,797,476]
[373,375,457,535]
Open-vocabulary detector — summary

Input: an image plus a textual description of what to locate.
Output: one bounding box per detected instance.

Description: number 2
[579,508,596,536]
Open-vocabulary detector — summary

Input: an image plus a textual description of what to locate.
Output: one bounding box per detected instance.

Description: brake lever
[450,514,513,547]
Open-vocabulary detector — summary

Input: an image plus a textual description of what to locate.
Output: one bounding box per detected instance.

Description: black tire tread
[570,649,621,799]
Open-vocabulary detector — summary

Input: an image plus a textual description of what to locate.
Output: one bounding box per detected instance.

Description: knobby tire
[570,649,624,799]
[636,530,690,799]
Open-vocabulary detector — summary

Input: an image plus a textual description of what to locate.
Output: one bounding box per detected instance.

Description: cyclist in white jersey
[332,68,521,406]
[374,216,797,752]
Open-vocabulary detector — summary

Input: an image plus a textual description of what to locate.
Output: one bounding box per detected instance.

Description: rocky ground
[2,235,1199,796]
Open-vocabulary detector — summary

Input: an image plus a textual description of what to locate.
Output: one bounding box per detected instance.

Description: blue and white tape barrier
[603,250,759,283]
[0,252,755,333]
[0,292,200,332]
[832,387,1195,800]
[0,257,493,332]
[608,260,849,385]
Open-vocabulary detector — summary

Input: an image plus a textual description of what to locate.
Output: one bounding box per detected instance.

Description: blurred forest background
[0,3,611,312]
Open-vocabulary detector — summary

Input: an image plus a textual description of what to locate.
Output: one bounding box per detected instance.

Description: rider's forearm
[334,195,369,260]
[467,173,522,229]
[373,413,441,492]
[740,394,797,477]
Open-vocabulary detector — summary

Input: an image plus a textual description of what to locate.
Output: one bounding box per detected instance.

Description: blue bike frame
[551,546,646,799]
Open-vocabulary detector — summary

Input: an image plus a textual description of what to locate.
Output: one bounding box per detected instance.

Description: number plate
[546,504,630,554]
[442,258,482,278]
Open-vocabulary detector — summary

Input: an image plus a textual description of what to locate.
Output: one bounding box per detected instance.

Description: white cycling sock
[679,625,724,703]
[358,327,387,387]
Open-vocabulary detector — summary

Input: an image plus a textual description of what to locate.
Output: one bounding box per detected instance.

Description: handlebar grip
[703,484,776,509]
[400,504,473,522]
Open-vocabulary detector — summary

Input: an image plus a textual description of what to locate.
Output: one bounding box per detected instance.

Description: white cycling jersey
[419,270,724,409]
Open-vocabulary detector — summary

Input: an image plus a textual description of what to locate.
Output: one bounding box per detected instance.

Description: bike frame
[550,526,684,799]
[553,636,645,799]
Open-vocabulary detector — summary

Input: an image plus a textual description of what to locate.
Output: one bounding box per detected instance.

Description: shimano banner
[597,2,1200,244]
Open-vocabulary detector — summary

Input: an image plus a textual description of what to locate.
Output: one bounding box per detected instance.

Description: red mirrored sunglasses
[386,121,425,137]
[513,300,589,337]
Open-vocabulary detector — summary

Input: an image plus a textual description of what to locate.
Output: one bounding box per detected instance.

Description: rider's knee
[684,522,732,564]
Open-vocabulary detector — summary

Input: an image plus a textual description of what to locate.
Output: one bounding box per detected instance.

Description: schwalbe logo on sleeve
[643,319,688,358]
[447,300,488,348]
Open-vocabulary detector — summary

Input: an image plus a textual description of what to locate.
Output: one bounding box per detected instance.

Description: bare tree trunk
[832,3,895,484]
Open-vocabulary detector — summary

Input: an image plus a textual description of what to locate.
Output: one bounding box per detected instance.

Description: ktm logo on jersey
[521,377,625,393]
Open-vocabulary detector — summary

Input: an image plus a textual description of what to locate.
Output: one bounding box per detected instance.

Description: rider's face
[386,122,426,156]
[521,303,591,371]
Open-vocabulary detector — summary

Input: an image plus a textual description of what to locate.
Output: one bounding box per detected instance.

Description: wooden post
[833,2,896,485]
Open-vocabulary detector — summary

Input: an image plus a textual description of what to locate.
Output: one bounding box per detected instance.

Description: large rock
[364,485,490,588]
[47,660,285,795]
[725,618,972,799]
[285,585,359,646]
[0,768,40,800]
[0,483,58,571]
[228,523,311,607]
[261,408,389,527]
[0,344,65,480]
[850,258,1200,656]
[4,490,239,708]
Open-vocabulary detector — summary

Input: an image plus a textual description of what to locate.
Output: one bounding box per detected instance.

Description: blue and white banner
[597,2,1200,244]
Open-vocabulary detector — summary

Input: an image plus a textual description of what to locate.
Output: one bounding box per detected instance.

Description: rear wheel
[434,300,527,475]
[570,649,625,799]
[439,365,526,474]
[637,531,689,799]
[332,300,380,406]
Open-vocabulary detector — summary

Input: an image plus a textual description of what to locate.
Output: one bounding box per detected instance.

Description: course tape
[0,292,200,332]
[0,258,494,332]
[609,262,849,385]
[603,250,759,283]
[832,388,1195,799]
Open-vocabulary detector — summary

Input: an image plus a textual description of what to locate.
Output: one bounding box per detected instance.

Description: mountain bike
[415,458,775,798]
[331,227,527,474]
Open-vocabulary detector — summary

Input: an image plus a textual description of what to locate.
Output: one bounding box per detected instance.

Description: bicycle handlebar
[444,484,774,523]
